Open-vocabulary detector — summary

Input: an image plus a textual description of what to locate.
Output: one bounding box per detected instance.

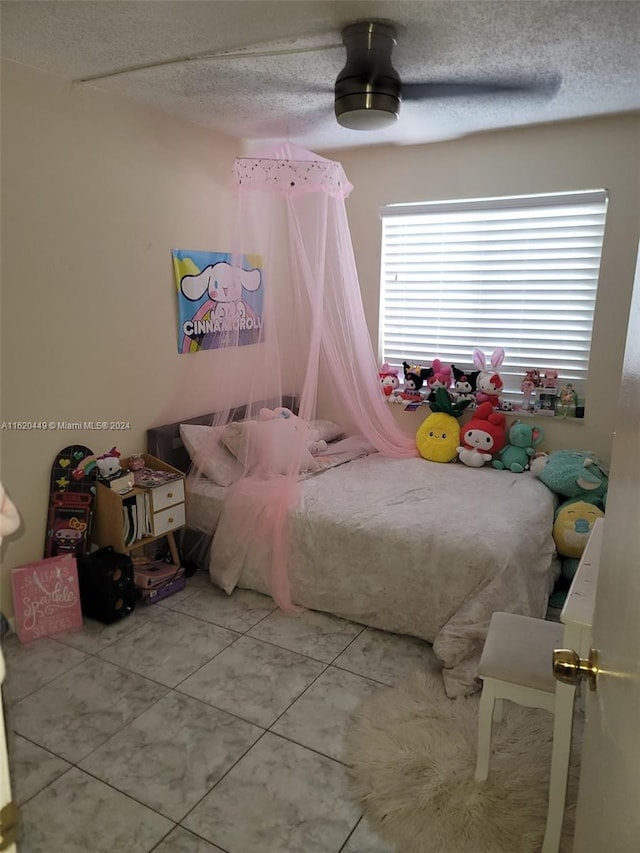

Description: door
[0,650,17,853]
[572,244,640,851]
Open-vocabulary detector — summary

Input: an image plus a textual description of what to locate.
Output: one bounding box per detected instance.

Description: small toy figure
[521,369,540,411]
[541,369,559,389]
[557,383,579,416]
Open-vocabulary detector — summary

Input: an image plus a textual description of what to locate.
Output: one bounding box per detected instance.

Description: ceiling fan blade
[402,74,561,101]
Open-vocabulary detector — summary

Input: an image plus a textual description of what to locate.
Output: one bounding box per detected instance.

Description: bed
[148,408,558,697]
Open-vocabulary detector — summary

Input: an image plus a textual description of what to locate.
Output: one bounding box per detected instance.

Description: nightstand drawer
[151,502,185,536]
[149,479,185,512]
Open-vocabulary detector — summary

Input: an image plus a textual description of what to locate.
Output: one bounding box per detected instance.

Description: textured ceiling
[2,0,639,150]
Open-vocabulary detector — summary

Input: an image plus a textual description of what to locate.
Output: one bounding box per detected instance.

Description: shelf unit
[90,454,185,566]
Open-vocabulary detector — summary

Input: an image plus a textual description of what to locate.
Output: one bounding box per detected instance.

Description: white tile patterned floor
[3,569,441,853]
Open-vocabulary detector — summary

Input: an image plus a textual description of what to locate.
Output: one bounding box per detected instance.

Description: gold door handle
[553,648,599,691]
[0,800,20,851]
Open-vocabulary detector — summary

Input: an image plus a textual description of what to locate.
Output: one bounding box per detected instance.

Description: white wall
[0,61,245,614]
[325,114,640,459]
[2,58,638,618]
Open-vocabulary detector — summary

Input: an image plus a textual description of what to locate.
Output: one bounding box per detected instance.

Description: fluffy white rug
[344,670,582,853]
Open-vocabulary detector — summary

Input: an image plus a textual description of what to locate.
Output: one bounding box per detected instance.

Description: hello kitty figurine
[473,348,505,406]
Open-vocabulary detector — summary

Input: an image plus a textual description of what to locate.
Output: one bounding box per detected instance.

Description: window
[380,190,608,400]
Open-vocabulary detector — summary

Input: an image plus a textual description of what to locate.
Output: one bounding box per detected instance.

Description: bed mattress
[186,454,558,697]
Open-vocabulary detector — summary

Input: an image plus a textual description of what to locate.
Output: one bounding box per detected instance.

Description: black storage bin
[77,546,136,624]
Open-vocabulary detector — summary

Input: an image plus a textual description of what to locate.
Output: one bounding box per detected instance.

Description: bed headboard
[146,395,298,472]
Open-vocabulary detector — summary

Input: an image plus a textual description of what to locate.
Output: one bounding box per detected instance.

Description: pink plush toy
[426,359,452,402]
[473,348,505,405]
[258,408,327,455]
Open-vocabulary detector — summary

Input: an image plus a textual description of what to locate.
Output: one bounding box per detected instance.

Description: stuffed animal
[379,363,400,397]
[451,365,479,405]
[96,447,122,480]
[530,449,608,606]
[457,402,507,467]
[473,348,505,405]
[492,421,544,473]
[258,407,328,455]
[416,388,472,463]
[530,449,608,505]
[425,359,452,402]
[549,497,605,606]
[402,361,432,397]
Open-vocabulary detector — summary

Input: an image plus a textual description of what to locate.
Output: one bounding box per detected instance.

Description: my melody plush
[492,421,545,473]
[425,359,452,402]
[457,402,507,468]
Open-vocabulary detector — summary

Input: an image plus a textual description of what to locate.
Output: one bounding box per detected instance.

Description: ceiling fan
[77,19,561,133]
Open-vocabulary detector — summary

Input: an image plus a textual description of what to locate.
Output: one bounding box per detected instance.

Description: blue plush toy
[492,421,544,473]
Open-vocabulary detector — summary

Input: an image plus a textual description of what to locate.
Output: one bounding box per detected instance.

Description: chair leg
[542,683,576,852]
[474,683,496,781]
[493,698,504,723]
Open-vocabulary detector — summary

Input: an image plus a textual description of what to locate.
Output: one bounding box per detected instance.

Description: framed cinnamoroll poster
[172,249,264,354]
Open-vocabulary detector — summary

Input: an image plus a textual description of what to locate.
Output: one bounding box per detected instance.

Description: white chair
[474,611,575,853]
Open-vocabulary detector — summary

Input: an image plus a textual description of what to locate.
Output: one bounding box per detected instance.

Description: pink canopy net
[185,143,416,610]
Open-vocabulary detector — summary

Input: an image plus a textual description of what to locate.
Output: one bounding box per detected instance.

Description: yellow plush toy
[549,497,604,606]
[416,388,472,463]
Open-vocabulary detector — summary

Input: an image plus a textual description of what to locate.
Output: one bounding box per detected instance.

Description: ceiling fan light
[335,92,400,130]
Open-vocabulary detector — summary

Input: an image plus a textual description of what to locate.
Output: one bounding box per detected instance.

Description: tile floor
[3,569,442,853]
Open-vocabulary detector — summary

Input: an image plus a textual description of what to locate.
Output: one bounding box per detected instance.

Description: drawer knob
[167,517,174,524]
[167,492,173,498]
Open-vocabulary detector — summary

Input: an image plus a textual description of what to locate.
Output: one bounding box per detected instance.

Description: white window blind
[380,190,608,398]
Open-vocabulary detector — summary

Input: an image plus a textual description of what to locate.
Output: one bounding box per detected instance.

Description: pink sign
[12,554,83,643]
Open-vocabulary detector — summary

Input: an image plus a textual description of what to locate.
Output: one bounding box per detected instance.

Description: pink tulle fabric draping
[192,143,416,610]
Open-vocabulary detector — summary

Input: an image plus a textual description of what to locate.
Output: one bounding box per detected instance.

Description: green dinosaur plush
[530,449,608,504]
[492,421,544,473]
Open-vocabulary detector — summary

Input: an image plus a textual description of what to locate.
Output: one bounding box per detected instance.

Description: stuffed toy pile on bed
[531,449,608,605]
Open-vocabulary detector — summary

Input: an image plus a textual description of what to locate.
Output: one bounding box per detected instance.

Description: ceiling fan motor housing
[335,21,401,129]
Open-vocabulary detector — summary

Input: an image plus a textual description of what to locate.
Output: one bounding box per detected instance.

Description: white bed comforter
[187,453,558,697]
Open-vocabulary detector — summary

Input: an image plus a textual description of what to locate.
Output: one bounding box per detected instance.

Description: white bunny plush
[473,348,505,405]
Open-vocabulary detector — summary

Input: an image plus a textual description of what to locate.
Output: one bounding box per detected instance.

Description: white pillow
[221,418,318,475]
[179,424,243,487]
[311,418,344,443]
